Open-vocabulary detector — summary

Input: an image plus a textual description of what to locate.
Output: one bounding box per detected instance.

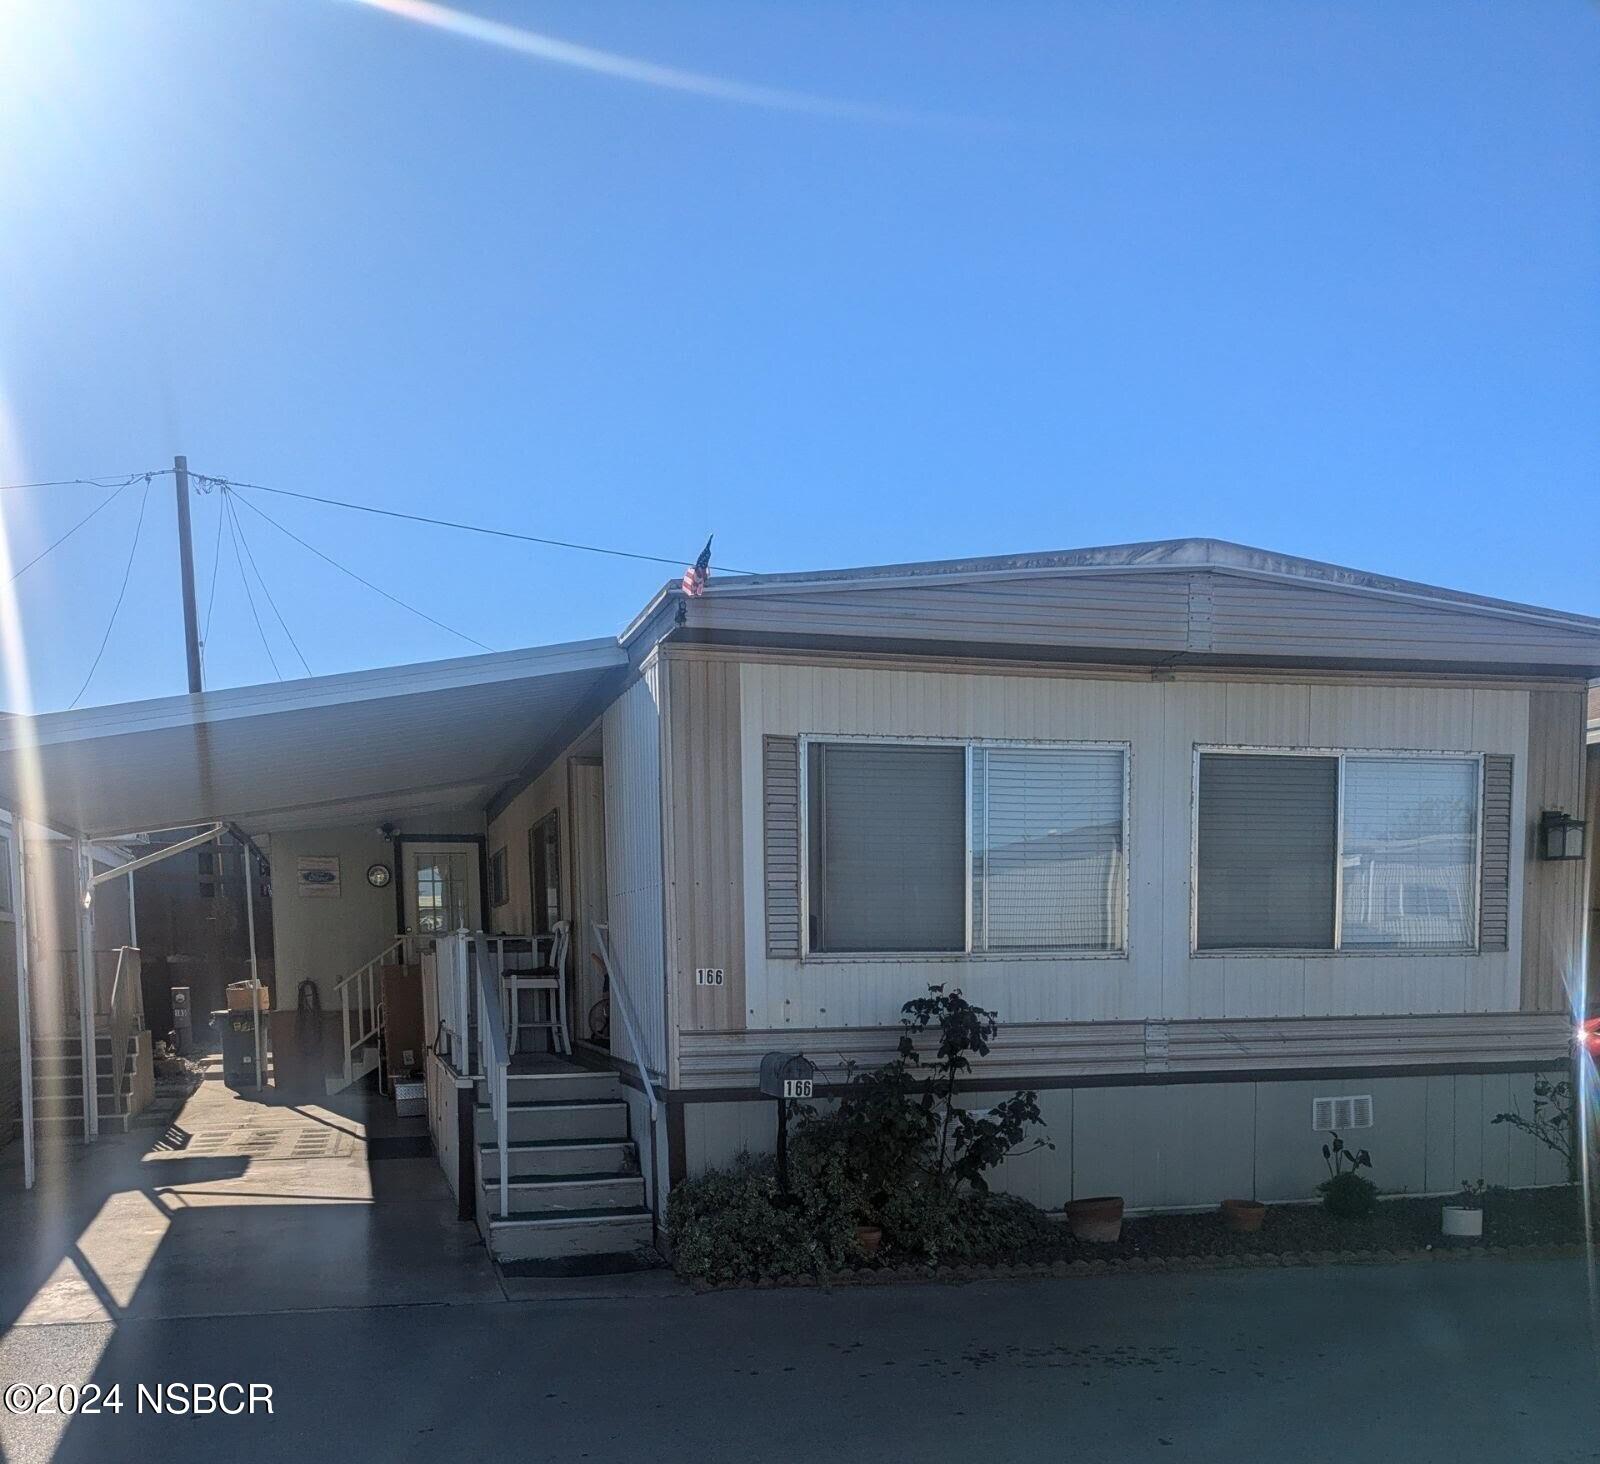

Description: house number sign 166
[783,1078,814,1099]
[695,968,725,987]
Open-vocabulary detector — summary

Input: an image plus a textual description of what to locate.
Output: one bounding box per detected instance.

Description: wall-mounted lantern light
[1538,810,1586,863]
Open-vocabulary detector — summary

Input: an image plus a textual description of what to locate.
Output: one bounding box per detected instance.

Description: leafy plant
[1318,1132,1377,1218]
[1492,1072,1578,1181]
[896,985,1053,1195]
[1449,1179,1488,1208]
[665,1150,860,1283]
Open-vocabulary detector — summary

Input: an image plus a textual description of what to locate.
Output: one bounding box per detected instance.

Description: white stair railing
[106,946,141,1120]
[471,937,512,1219]
[332,934,428,1090]
[592,923,660,1231]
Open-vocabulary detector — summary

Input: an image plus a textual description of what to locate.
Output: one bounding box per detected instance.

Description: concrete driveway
[4,1254,1599,1463]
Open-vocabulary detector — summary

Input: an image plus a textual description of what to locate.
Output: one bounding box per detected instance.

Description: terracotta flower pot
[1221,1198,1266,1234]
[855,1225,883,1255]
[1065,1195,1124,1244]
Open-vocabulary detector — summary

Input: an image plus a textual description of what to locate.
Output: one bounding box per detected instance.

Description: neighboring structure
[132,832,274,1045]
[2,539,1595,1258]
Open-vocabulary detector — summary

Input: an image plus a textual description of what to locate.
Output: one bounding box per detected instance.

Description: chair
[502,920,571,1056]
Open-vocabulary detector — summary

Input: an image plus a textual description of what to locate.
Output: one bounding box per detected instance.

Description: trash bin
[218,1008,271,1089]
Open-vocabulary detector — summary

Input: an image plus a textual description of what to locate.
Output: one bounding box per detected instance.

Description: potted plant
[1065,1195,1125,1243]
[1442,1180,1486,1241]
[1220,1197,1266,1234]
[1317,1133,1377,1218]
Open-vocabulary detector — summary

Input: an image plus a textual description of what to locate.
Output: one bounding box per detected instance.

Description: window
[1195,750,1480,953]
[802,739,1128,956]
[489,846,509,907]
[529,813,561,935]
[807,743,966,953]
[1196,754,1338,950]
[0,831,12,917]
[1339,756,1477,949]
[973,746,1126,951]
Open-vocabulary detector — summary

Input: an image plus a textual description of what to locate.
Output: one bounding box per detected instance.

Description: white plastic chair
[503,920,571,1057]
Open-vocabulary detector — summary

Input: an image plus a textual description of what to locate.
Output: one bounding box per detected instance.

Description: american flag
[683,536,712,597]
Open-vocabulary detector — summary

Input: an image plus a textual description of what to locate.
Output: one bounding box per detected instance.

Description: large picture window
[1195,750,1480,954]
[804,739,1128,956]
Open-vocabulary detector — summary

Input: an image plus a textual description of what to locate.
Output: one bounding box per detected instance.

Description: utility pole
[174,454,203,693]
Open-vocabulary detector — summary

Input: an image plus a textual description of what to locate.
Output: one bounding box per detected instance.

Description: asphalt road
[3,1257,1599,1463]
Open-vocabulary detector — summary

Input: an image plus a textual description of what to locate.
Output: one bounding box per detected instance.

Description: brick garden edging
[688,1241,1591,1292]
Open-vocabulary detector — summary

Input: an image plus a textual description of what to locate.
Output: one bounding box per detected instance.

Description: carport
[0,637,628,1188]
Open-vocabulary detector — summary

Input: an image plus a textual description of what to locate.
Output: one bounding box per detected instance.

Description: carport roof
[0,637,628,838]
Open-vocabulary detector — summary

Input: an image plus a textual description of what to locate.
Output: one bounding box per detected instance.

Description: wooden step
[478,1138,639,1181]
[475,1100,628,1145]
[488,1173,648,1215]
[485,1208,655,1262]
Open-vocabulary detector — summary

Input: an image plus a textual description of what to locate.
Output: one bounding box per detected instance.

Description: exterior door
[567,759,609,1043]
[401,842,482,936]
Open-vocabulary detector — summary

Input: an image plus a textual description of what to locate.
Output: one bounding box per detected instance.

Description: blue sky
[1,1,1596,710]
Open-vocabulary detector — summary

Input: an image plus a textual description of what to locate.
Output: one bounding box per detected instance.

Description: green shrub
[1318,1132,1377,1218]
[666,1151,860,1284]
[878,1188,1058,1265]
[1319,1171,1379,1219]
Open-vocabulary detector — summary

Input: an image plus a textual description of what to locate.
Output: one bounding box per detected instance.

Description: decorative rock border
[688,1241,1591,1293]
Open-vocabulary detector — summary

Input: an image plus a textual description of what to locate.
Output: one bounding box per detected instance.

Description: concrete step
[488,1173,648,1215]
[31,1096,131,1122]
[475,1100,628,1145]
[31,1035,136,1056]
[475,1067,622,1106]
[479,1138,639,1181]
[32,1071,130,1100]
[32,1110,136,1135]
[485,1208,655,1262]
[31,1053,116,1077]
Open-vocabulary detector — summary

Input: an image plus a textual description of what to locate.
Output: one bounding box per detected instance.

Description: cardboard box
[227,981,270,1013]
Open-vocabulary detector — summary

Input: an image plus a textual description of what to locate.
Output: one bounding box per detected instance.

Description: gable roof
[651,538,1600,677]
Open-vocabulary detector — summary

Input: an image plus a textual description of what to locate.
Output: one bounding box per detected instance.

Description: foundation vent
[1312,1095,1373,1132]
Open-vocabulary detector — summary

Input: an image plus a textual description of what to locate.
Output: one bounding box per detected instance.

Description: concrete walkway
[4,1083,1599,1462]
[4,1252,1600,1461]
[0,1071,501,1329]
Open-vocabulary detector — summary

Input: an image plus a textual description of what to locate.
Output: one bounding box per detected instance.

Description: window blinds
[806,743,966,953]
[1338,757,1477,950]
[1196,753,1338,950]
[973,747,1126,950]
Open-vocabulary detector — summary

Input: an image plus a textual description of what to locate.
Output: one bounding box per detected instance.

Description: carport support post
[10,820,34,1188]
[72,839,98,1142]
[244,838,262,1091]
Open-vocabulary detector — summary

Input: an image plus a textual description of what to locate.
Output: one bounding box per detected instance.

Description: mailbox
[759,1052,818,1200]
[758,1051,818,1101]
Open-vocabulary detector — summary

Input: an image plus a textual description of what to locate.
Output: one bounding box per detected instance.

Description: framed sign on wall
[296,855,342,898]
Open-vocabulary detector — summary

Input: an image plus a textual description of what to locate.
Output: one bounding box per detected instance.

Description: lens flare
[343,0,1001,132]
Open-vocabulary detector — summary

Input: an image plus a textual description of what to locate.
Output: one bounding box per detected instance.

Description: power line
[8,481,134,584]
[227,487,494,653]
[224,491,283,681]
[225,490,312,677]
[0,470,169,493]
[201,487,226,639]
[205,473,754,575]
[66,481,153,710]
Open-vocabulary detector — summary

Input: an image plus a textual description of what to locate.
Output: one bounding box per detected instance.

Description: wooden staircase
[473,1064,655,1266]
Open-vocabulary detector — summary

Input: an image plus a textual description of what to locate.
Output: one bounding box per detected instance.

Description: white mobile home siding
[733,658,1545,1036]
[601,663,668,1076]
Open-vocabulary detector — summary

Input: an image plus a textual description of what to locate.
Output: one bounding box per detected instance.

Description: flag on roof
[683,536,712,598]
